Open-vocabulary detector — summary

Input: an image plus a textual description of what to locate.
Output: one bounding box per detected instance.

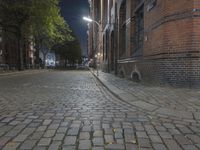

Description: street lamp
[83,16,101,76]
[83,16,100,26]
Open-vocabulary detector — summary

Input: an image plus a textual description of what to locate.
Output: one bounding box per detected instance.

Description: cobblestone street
[0,70,200,150]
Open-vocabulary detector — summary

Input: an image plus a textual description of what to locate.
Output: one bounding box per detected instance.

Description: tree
[0,0,73,69]
[67,40,82,65]
[53,36,82,67]
[30,0,73,68]
[0,0,32,70]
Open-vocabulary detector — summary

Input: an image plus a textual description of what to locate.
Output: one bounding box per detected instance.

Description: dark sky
[60,0,89,57]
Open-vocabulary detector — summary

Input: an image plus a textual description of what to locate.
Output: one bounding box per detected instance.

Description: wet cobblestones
[0,70,199,150]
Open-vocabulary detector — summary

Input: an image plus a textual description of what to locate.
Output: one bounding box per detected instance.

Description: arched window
[119,0,126,59]
[133,3,144,57]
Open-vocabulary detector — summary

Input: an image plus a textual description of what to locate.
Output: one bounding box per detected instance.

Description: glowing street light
[83,16,100,26]
[83,17,93,22]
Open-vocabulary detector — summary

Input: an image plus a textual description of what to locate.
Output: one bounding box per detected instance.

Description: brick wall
[144,0,194,57]
[117,0,200,87]
[118,58,200,87]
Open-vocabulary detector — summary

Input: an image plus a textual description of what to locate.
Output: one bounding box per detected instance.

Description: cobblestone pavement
[0,70,199,150]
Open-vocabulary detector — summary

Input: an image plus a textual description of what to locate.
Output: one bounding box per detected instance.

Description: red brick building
[88,0,200,87]
[0,32,35,70]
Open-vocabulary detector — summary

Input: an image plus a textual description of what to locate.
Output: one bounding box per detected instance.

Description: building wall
[117,0,200,87]
[0,31,36,70]
[89,0,200,87]
[2,34,19,69]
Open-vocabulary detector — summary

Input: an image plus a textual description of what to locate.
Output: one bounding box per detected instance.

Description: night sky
[60,0,89,57]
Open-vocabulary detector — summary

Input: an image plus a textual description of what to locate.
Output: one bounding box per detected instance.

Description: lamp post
[0,37,3,56]
[95,54,98,76]
[83,16,101,76]
[0,37,2,63]
[94,52,101,76]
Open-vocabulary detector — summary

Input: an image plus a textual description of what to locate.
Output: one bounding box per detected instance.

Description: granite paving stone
[79,132,90,140]
[0,70,199,150]
[64,136,77,145]
[37,138,52,146]
[20,140,37,149]
[92,137,104,146]
[2,142,20,150]
[78,140,91,150]
[105,144,125,150]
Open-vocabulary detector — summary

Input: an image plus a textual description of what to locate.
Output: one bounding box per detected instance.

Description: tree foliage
[53,36,82,66]
[0,0,73,69]
[31,0,73,47]
[0,0,30,34]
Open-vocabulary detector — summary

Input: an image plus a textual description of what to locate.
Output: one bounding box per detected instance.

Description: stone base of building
[118,58,200,88]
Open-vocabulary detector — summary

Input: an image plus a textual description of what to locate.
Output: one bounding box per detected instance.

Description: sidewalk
[0,69,48,76]
[92,70,200,121]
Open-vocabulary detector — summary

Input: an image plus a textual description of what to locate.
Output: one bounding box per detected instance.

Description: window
[119,0,126,58]
[133,4,144,57]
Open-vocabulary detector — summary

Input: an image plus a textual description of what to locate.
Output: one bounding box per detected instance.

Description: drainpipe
[101,0,103,24]
[108,0,110,24]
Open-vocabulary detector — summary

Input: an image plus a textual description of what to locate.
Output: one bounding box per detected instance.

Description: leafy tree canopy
[0,0,74,68]
[53,35,82,65]
[30,0,74,49]
[0,0,73,42]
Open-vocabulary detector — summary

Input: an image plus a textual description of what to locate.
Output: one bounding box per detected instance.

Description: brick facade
[88,0,200,87]
[0,31,36,70]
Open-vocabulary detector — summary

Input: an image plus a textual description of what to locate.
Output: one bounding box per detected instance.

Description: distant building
[39,52,56,67]
[46,53,56,67]
[1,32,19,69]
[88,0,200,87]
[25,40,36,68]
